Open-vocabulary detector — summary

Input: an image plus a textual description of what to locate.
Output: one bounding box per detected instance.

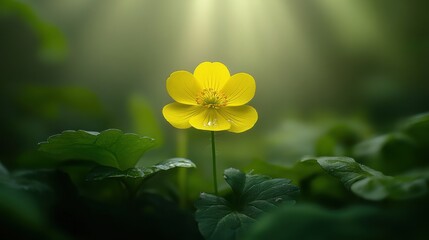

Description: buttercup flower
[162,62,258,133]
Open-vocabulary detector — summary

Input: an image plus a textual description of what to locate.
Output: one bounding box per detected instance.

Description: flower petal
[167,71,201,105]
[163,103,204,129]
[218,106,258,133]
[189,108,231,131]
[194,62,230,91]
[221,73,255,106]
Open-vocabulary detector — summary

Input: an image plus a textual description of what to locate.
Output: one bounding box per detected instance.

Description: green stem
[177,130,188,208]
[211,131,218,195]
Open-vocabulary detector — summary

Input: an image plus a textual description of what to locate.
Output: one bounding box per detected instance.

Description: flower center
[196,88,228,109]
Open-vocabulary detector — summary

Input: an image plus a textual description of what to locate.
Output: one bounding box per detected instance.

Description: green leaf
[244,158,323,186]
[195,168,299,240]
[246,203,391,240]
[401,112,429,146]
[0,162,8,176]
[38,129,155,170]
[402,167,429,180]
[0,163,77,209]
[86,158,196,181]
[302,157,427,200]
[315,124,362,156]
[0,171,51,193]
[0,164,74,239]
[353,133,417,175]
[0,163,49,193]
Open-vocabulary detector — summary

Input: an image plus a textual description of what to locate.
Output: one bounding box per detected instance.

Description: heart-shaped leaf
[195,168,299,240]
[302,157,427,200]
[38,129,155,170]
[86,158,196,181]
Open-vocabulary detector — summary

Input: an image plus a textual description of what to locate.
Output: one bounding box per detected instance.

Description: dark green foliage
[39,129,155,170]
[86,158,196,181]
[0,162,76,239]
[2,128,201,240]
[246,203,429,240]
[315,123,363,156]
[0,162,202,240]
[303,156,427,200]
[195,168,299,240]
[2,0,429,239]
[354,112,429,175]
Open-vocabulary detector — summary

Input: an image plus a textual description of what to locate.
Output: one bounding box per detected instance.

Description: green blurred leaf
[401,112,429,146]
[38,129,155,170]
[0,165,76,199]
[195,168,299,240]
[0,163,74,239]
[315,124,362,156]
[0,163,50,194]
[302,157,427,200]
[128,95,163,145]
[246,203,387,240]
[402,167,429,180]
[0,171,51,193]
[0,0,67,62]
[353,133,417,175]
[86,158,196,181]
[352,113,429,175]
[0,186,48,236]
[0,162,8,176]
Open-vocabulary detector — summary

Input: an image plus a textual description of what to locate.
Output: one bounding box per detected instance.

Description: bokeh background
[1,0,429,239]
[2,0,428,173]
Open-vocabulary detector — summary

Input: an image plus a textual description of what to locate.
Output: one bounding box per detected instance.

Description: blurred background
[2,0,428,171]
[2,0,429,184]
[1,0,429,239]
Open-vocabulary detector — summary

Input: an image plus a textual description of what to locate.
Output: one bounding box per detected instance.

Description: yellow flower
[162,62,258,133]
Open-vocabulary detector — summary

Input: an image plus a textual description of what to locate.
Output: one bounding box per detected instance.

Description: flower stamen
[196,88,228,109]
